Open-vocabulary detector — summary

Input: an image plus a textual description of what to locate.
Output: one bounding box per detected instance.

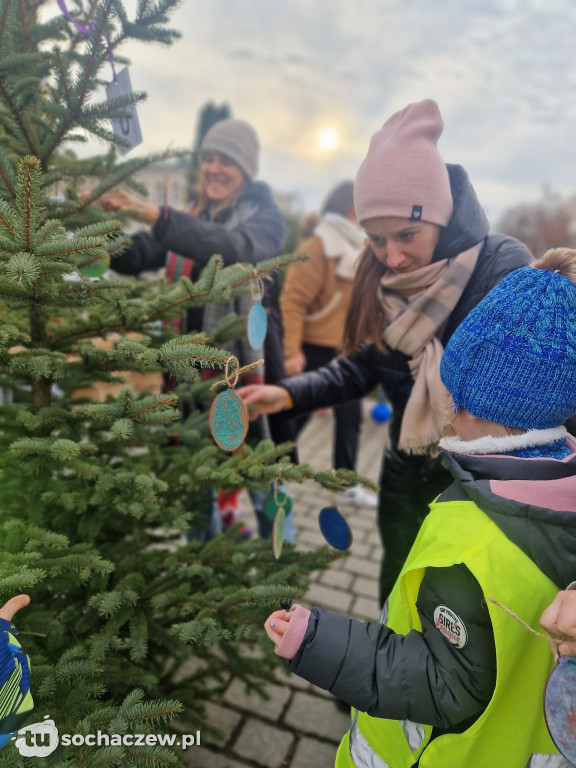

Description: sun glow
[316,126,340,152]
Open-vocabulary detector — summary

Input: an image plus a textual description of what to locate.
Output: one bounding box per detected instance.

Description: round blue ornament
[318,506,353,550]
[209,389,249,452]
[371,401,391,424]
[544,655,576,764]
[248,301,267,350]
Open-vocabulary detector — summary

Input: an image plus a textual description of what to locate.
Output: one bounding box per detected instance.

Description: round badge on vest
[433,605,468,649]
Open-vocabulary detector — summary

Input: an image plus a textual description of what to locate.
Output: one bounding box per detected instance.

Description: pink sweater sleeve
[275,604,311,660]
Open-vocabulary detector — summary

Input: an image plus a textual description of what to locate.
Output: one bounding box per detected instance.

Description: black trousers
[293,343,362,471]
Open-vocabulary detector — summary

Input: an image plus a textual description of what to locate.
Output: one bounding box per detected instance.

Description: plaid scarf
[165,198,265,387]
[379,242,482,454]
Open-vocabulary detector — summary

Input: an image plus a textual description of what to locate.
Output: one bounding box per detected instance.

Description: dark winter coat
[282,164,532,438]
[111,180,287,358]
[111,179,293,445]
[289,444,576,734]
[282,164,534,599]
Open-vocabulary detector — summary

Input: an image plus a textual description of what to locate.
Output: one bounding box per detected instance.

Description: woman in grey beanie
[93,117,296,542]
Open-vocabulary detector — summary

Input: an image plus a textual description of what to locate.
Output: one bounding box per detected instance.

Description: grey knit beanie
[201,118,260,180]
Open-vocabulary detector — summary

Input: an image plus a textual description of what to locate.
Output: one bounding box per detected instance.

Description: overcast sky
[98,0,576,223]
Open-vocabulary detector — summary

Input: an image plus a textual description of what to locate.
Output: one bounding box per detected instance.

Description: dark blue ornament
[318,506,353,550]
[544,655,576,764]
[248,301,267,350]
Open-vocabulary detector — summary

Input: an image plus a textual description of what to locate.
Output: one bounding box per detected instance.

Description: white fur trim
[438,426,568,455]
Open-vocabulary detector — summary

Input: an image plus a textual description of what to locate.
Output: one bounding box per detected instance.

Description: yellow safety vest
[336,498,568,768]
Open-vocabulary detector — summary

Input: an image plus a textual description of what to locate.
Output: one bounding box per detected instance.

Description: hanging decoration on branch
[318,475,353,550]
[269,480,288,560]
[209,357,262,452]
[544,655,576,762]
[247,278,267,351]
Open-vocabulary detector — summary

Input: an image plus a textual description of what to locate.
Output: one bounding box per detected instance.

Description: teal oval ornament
[272,507,286,559]
[209,389,249,452]
[264,491,293,522]
[248,302,267,350]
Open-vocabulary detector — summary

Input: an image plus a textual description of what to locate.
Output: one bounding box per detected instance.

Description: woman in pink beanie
[239,99,532,603]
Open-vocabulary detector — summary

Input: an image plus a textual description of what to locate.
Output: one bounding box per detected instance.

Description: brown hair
[533,247,576,286]
[321,180,355,217]
[341,245,388,356]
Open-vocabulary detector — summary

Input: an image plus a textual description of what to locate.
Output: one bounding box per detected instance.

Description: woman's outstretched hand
[236,385,291,420]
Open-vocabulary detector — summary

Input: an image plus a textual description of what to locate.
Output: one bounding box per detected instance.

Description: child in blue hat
[265,248,576,768]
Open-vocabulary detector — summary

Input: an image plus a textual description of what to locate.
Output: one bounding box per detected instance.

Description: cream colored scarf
[379,242,482,454]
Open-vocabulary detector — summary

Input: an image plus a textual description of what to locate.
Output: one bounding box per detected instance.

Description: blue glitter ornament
[209,389,249,452]
[544,655,576,763]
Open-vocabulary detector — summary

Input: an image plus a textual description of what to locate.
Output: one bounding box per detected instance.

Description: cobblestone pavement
[183,403,386,768]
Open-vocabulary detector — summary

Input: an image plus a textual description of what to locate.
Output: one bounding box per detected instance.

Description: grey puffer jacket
[282,164,533,452]
[288,443,576,733]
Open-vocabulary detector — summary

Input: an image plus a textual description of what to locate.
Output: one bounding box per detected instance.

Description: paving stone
[353,576,380,599]
[284,690,351,742]
[232,717,293,767]
[224,678,291,720]
[291,736,339,768]
[343,557,380,579]
[202,702,242,747]
[304,582,352,613]
[345,540,372,559]
[351,595,381,622]
[320,568,354,590]
[182,745,253,768]
[297,528,330,548]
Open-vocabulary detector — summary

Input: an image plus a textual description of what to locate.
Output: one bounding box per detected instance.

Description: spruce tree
[0,2,372,765]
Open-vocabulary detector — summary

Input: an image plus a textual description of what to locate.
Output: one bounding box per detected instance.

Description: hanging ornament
[247,278,267,351]
[209,357,249,452]
[371,388,392,424]
[78,254,110,278]
[319,505,353,550]
[272,506,286,560]
[318,480,353,550]
[268,479,291,559]
[544,655,576,763]
[264,488,293,522]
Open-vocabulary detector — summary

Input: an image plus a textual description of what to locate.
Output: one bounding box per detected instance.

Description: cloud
[86,0,576,215]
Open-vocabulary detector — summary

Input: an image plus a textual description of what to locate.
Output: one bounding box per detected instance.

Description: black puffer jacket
[283,163,534,600]
[111,180,286,344]
[289,444,576,733]
[111,180,293,444]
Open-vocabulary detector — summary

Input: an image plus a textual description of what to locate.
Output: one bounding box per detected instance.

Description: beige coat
[281,234,356,357]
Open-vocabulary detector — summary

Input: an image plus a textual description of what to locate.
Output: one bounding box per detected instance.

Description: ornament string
[487,598,573,644]
[209,357,264,391]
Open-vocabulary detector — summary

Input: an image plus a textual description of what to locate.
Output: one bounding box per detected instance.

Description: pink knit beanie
[354,99,453,226]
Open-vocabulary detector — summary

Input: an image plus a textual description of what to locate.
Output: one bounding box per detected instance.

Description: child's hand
[0,595,30,623]
[264,609,291,646]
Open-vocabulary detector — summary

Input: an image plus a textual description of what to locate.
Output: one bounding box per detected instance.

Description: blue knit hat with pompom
[440,266,576,430]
